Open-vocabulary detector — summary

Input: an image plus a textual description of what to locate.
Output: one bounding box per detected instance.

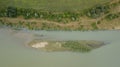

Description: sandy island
[28,40,105,52]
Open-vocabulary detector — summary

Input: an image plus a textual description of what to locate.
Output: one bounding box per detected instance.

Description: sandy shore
[31,42,48,48]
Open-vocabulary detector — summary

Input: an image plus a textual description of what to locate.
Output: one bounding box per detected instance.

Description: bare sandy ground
[31,42,48,48]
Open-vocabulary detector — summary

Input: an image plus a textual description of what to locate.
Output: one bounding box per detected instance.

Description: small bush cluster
[86,5,110,18]
[7,7,17,17]
[91,22,98,30]
[62,41,91,52]
[0,8,7,17]
[0,7,80,23]
[105,13,120,20]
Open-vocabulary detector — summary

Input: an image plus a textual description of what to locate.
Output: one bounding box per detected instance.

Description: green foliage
[7,6,17,17]
[87,5,110,18]
[62,41,91,52]
[6,7,79,22]
[105,13,120,20]
[97,21,101,24]
[0,8,7,17]
[91,22,98,30]
[0,20,3,26]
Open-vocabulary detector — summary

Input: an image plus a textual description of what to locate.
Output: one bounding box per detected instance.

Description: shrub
[0,20,3,26]
[7,6,17,17]
[97,21,101,24]
[0,8,7,17]
[105,13,119,20]
[87,5,109,18]
[62,41,91,52]
[91,22,98,30]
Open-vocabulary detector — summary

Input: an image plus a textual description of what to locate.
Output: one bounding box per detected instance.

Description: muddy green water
[0,28,120,67]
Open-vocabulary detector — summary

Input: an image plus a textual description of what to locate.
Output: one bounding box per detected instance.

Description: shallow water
[0,28,120,67]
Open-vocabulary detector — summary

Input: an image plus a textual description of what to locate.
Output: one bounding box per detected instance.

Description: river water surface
[0,28,120,67]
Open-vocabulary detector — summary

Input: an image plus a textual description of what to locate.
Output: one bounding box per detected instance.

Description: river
[0,28,120,67]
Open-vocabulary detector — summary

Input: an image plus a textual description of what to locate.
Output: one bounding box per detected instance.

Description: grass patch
[62,41,91,52]
[91,22,98,30]
[0,0,111,12]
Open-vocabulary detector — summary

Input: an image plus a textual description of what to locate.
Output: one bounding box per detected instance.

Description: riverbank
[0,0,120,31]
